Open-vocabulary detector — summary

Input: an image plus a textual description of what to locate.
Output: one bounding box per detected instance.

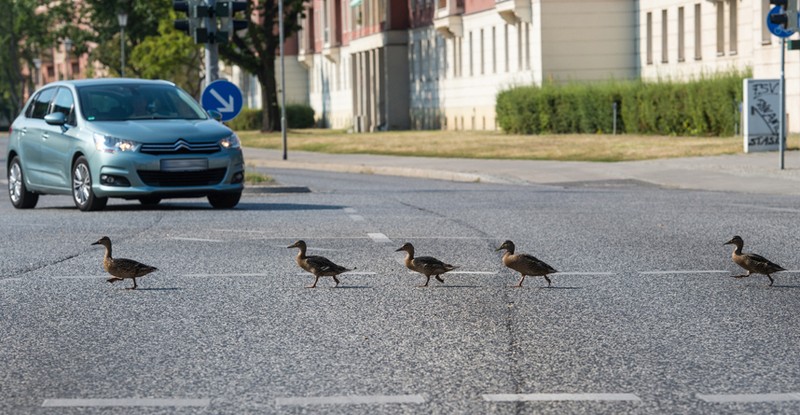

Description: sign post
[766,5,798,169]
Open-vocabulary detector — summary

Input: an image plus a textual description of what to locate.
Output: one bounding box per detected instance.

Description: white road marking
[51,275,107,279]
[343,208,357,213]
[168,237,224,243]
[349,214,365,221]
[696,393,800,403]
[275,394,425,406]
[482,393,641,402]
[443,271,497,275]
[296,272,375,276]
[729,203,800,214]
[181,273,271,278]
[639,270,728,275]
[554,272,616,276]
[42,398,210,407]
[0,278,22,283]
[368,233,393,243]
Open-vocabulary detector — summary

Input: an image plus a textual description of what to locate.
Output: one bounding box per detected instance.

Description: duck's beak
[91,240,101,246]
[723,239,734,245]
[395,247,403,252]
[495,245,503,251]
[287,243,297,249]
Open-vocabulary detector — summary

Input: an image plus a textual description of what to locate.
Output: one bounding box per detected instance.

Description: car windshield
[77,84,207,121]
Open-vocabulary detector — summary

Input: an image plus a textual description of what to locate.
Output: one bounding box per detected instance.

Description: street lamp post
[63,38,73,79]
[32,58,42,89]
[117,12,128,77]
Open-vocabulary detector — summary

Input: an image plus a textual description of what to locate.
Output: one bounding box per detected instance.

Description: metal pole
[612,102,618,135]
[120,26,125,77]
[781,37,786,170]
[280,0,287,160]
[205,0,219,88]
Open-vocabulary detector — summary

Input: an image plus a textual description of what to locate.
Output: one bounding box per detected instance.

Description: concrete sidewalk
[244,147,800,196]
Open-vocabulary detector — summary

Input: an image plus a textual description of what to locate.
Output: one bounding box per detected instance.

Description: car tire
[7,156,39,209]
[208,191,241,209]
[139,196,162,206]
[72,156,107,211]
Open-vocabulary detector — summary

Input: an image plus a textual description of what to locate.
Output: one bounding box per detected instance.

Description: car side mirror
[207,110,223,122]
[44,112,66,126]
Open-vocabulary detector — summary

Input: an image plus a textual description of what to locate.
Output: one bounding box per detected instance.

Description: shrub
[496,71,749,136]
[226,105,316,131]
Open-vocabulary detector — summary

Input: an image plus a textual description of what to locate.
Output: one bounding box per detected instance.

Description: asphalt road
[1,166,800,414]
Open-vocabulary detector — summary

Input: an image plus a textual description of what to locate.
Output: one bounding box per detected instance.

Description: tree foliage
[0,0,79,123]
[218,0,306,132]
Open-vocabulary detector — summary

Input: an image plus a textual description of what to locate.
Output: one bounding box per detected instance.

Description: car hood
[88,119,233,143]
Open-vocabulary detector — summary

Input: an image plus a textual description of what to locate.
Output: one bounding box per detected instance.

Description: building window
[646,12,653,65]
[492,27,497,73]
[695,3,702,60]
[469,31,473,76]
[716,1,724,55]
[517,22,523,70]
[480,29,485,75]
[729,0,737,54]
[661,9,668,63]
[762,0,772,44]
[678,6,685,62]
[504,24,509,72]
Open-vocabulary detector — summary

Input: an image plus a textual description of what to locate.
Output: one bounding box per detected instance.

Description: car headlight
[219,133,240,149]
[93,133,140,153]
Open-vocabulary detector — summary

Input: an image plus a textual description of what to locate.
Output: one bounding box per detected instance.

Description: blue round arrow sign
[201,80,243,122]
[767,6,798,38]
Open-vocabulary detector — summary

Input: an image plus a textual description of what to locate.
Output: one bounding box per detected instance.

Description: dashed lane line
[482,393,641,402]
[167,237,224,243]
[343,208,357,213]
[696,393,800,403]
[42,398,210,407]
[368,233,393,243]
[275,394,426,406]
[639,270,729,275]
[349,214,366,221]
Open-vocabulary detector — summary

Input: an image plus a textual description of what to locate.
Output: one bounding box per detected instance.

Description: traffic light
[173,1,247,44]
[214,1,249,44]
[770,0,798,31]
[173,1,209,43]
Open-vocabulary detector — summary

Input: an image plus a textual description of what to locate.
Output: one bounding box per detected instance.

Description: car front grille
[140,139,220,155]
[138,168,227,187]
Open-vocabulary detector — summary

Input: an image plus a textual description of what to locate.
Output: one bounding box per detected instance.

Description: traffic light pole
[205,0,219,88]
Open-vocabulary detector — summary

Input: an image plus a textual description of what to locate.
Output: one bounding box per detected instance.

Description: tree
[130,12,204,97]
[218,0,306,132]
[0,0,77,122]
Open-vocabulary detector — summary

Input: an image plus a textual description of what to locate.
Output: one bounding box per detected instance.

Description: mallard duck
[287,240,353,288]
[92,236,158,290]
[496,240,557,288]
[724,235,785,286]
[395,242,457,287]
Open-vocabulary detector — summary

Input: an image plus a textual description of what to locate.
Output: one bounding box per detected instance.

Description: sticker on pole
[767,6,797,38]
[201,80,243,122]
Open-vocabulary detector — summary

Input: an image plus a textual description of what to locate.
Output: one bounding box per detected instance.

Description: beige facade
[641,0,800,132]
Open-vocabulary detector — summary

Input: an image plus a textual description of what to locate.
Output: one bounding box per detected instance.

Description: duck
[724,235,785,286]
[92,236,158,290]
[395,242,458,287]
[496,240,557,288]
[287,240,353,288]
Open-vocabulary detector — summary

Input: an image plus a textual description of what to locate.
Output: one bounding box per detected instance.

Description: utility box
[743,78,783,153]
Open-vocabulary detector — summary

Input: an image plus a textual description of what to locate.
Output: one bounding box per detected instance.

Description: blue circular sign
[767,6,797,38]
[201,80,243,122]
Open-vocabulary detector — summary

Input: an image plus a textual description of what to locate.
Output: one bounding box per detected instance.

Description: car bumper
[89,149,245,198]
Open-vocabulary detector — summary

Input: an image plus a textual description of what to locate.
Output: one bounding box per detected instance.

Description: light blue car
[6,79,244,211]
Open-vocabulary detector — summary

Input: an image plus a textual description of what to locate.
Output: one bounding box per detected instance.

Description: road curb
[245,159,507,184]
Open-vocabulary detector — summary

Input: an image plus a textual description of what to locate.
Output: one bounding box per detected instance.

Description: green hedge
[496,72,748,136]
[226,105,315,130]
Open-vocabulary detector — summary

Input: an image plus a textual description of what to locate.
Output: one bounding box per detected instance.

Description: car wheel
[139,196,162,206]
[72,156,107,211]
[208,191,241,209]
[7,157,39,209]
